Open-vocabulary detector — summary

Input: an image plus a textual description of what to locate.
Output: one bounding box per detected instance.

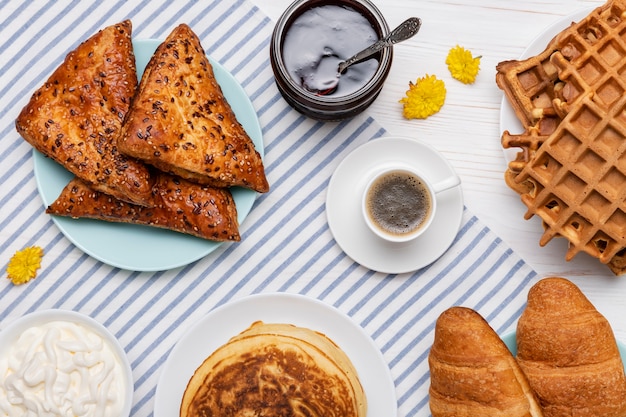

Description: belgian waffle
[502,116,559,195]
[496,35,565,192]
[496,39,562,130]
[496,0,620,127]
[515,94,626,265]
[499,0,626,274]
[549,0,626,116]
[497,0,621,182]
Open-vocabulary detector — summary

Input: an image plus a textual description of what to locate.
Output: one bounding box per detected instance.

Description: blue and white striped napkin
[0,1,538,416]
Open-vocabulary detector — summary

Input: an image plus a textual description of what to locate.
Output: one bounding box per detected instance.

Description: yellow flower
[446,45,481,84]
[399,74,446,119]
[6,246,44,285]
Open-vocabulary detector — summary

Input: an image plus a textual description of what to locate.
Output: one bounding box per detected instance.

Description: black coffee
[365,171,432,236]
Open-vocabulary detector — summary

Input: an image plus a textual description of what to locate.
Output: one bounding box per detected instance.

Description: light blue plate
[502,331,626,372]
[33,39,263,271]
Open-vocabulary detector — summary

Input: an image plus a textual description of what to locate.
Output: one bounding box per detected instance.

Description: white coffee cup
[362,167,460,243]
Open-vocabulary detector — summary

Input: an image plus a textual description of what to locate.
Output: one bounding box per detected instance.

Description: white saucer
[326,137,464,274]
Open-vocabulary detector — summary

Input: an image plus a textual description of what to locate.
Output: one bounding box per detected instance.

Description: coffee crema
[365,171,432,236]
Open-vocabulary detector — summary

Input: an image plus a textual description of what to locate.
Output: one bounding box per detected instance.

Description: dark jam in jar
[270,0,392,121]
[282,5,379,97]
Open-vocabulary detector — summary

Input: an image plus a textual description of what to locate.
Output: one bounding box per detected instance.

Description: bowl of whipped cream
[0,309,133,417]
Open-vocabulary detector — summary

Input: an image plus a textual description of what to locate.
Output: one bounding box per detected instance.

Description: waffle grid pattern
[497,1,621,177]
[498,0,626,273]
[497,47,560,129]
[551,1,626,115]
[518,95,626,263]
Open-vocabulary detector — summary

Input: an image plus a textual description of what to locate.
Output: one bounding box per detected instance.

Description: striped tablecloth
[0,1,538,416]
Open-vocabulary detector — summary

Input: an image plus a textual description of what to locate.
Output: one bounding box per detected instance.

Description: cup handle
[432,174,461,194]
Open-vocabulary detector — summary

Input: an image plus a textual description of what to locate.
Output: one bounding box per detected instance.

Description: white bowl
[0,309,133,416]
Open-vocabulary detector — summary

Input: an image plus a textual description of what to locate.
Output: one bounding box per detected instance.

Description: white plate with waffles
[326,136,464,274]
[499,8,593,163]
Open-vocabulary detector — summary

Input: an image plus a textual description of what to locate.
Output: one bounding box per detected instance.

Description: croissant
[428,307,543,417]
[516,277,626,417]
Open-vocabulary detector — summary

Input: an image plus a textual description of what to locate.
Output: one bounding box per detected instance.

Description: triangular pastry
[118,23,269,193]
[181,321,366,417]
[516,277,626,417]
[46,174,239,242]
[15,20,154,206]
[429,307,543,417]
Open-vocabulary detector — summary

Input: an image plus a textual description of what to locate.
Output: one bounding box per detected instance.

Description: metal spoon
[339,16,421,74]
[304,17,422,95]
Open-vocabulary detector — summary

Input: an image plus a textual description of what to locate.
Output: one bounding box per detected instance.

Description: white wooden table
[253,0,626,335]
[0,1,623,415]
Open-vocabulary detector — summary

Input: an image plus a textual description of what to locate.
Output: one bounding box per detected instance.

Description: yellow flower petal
[446,45,481,84]
[6,246,44,285]
[399,74,446,119]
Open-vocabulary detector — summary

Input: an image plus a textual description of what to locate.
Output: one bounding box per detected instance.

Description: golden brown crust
[118,23,269,193]
[46,174,239,242]
[608,250,626,275]
[15,20,155,206]
[496,0,626,274]
[428,307,543,417]
[516,277,626,417]
[180,321,366,417]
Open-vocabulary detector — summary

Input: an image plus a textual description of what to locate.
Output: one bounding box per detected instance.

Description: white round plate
[0,309,133,416]
[502,331,626,372]
[326,137,463,274]
[499,8,592,163]
[33,39,263,271]
[154,292,397,417]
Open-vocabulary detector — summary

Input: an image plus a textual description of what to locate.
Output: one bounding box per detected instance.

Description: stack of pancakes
[180,321,367,417]
[496,0,626,274]
[15,21,268,242]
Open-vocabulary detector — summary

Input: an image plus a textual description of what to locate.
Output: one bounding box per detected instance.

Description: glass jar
[270,0,393,121]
